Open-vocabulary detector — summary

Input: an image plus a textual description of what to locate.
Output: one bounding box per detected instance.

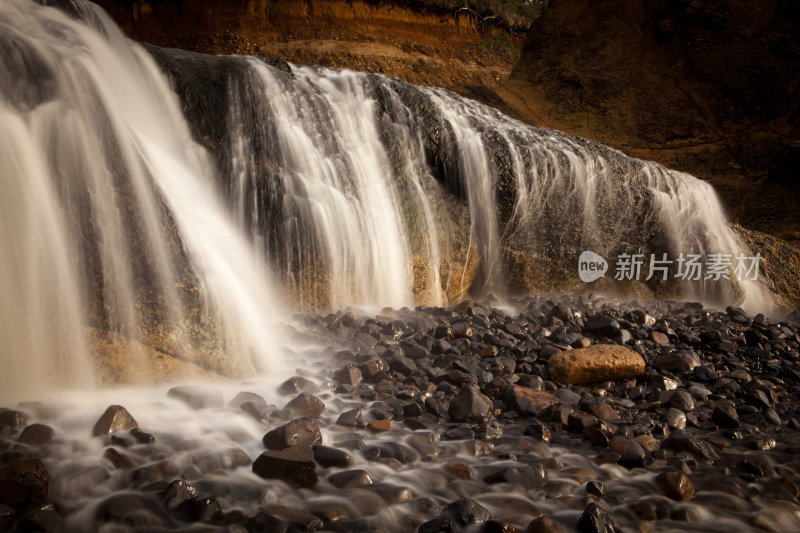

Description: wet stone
[0,410,26,429]
[247,512,289,533]
[655,471,695,500]
[328,469,373,489]
[526,516,565,533]
[0,458,49,504]
[336,408,365,428]
[665,408,687,430]
[668,390,696,411]
[278,376,320,396]
[333,365,363,387]
[167,386,223,410]
[524,421,552,444]
[444,498,491,526]
[103,448,136,469]
[259,505,323,532]
[484,520,520,533]
[252,445,318,487]
[419,517,455,533]
[312,445,352,468]
[586,480,604,496]
[228,391,268,410]
[17,509,62,533]
[161,479,197,511]
[577,502,619,533]
[443,462,475,479]
[284,392,325,418]
[18,424,54,446]
[654,351,701,372]
[367,419,392,432]
[484,463,547,489]
[372,483,413,504]
[448,384,492,423]
[712,405,740,428]
[92,405,138,436]
[263,418,322,450]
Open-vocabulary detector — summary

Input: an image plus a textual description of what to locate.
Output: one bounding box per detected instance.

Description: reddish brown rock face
[502,0,800,241]
[547,344,645,384]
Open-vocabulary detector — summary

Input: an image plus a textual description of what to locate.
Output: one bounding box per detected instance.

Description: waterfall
[151,49,771,314]
[0,0,773,393]
[0,0,284,396]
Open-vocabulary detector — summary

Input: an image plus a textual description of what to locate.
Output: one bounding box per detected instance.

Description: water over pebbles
[2,296,800,532]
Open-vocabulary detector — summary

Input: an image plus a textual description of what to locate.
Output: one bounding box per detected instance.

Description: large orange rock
[548,345,645,385]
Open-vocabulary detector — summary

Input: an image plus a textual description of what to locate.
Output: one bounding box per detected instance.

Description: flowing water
[0,1,789,531]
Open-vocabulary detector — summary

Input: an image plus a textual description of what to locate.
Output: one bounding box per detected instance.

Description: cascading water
[150,49,772,315]
[0,0,284,396]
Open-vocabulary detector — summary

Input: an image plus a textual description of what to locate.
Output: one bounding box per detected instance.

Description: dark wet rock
[485,463,547,489]
[366,419,392,432]
[333,365,363,386]
[167,386,224,410]
[259,505,323,532]
[103,448,136,469]
[328,469,373,489]
[568,411,599,432]
[526,516,565,533]
[0,458,49,504]
[130,427,155,444]
[247,511,289,533]
[504,385,561,417]
[712,405,741,428]
[358,358,389,382]
[0,410,26,429]
[443,462,475,479]
[161,479,197,511]
[654,351,701,372]
[484,520,520,533]
[241,400,270,423]
[313,445,352,468]
[390,354,418,376]
[448,384,492,423]
[668,390,696,411]
[655,471,695,500]
[95,492,172,528]
[372,483,413,504]
[18,424,54,446]
[263,418,322,450]
[665,408,687,430]
[630,501,656,520]
[548,345,645,384]
[229,391,268,410]
[336,408,366,428]
[17,509,62,533]
[284,392,325,418]
[363,441,419,463]
[252,445,318,487]
[419,517,455,533]
[585,315,621,338]
[444,498,491,526]
[577,502,619,533]
[586,481,604,496]
[475,420,503,440]
[92,405,138,436]
[278,376,320,396]
[524,421,552,444]
[662,434,718,461]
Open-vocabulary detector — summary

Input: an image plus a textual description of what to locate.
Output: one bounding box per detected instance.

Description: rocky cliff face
[91,0,530,93]
[502,0,800,242]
